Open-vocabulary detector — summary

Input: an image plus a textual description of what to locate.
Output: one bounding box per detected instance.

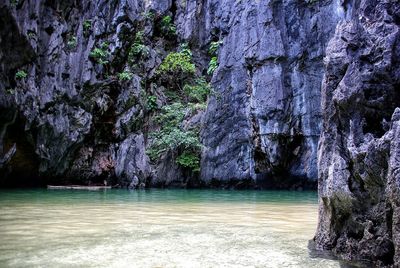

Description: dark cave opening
[362,81,400,138]
[0,110,41,188]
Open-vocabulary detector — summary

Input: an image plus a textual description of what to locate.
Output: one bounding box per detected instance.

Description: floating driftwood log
[47,185,112,190]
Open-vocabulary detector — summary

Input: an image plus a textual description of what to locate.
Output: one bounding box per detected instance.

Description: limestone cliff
[1,0,400,266]
[314,0,400,266]
[199,0,343,187]
[0,0,344,188]
[0,0,193,187]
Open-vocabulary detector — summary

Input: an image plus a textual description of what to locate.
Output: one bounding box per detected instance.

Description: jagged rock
[152,150,185,187]
[0,0,170,185]
[1,6,399,267]
[0,143,16,168]
[200,0,344,186]
[0,0,347,188]
[128,175,139,189]
[36,104,92,175]
[388,109,400,266]
[314,1,400,266]
[115,74,142,114]
[115,106,143,138]
[114,133,150,187]
[68,146,115,184]
[0,0,399,264]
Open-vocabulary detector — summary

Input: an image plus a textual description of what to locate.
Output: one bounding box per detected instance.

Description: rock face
[0,0,345,188]
[0,0,218,187]
[0,0,180,186]
[314,0,400,266]
[1,0,400,265]
[114,133,150,188]
[200,0,344,187]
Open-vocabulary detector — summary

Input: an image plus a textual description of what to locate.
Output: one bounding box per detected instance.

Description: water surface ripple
[0,189,340,267]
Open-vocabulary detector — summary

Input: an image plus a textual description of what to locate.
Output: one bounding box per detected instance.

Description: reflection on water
[0,189,340,267]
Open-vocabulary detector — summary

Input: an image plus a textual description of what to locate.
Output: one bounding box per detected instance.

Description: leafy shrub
[209,41,222,56]
[157,51,195,77]
[159,15,176,36]
[129,43,149,58]
[128,31,149,63]
[176,151,200,172]
[147,102,202,172]
[148,128,200,161]
[89,42,110,65]
[15,70,27,80]
[207,57,218,75]
[135,31,144,45]
[146,95,158,111]
[179,43,192,57]
[188,102,207,111]
[207,40,222,75]
[165,90,181,102]
[117,71,133,81]
[83,20,92,35]
[155,102,186,128]
[183,78,210,103]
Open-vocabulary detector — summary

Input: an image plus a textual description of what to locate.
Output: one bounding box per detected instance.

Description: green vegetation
[83,20,92,35]
[142,11,155,21]
[188,101,207,111]
[156,45,196,95]
[183,78,210,103]
[209,41,222,55]
[10,0,18,7]
[15,70,27,80]
[147,102,201,172]
[164,90,181,102]
[176,151,200,172]
[146,95,158,111]
[159,15,176,36]
[207,41,222,75]
[149,43,214,172]
[67,36,77,48]
[207,57,218,75]
[117,71,133,81]
[157,50,195,78]
[128,31,149,63]
[89,42,110,65]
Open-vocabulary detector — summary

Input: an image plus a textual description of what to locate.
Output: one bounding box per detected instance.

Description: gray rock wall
[0,0,168,186]
[1,0,400,265]
[1,0,345,188]
[200,0,344,186]
[314,0,400,266]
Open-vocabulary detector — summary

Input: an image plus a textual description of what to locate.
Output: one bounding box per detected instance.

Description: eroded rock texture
[200,0,344,187]
[1,0,400,264]
[315,0,400,266]
[0,0,346,188]
[0,0,177,186]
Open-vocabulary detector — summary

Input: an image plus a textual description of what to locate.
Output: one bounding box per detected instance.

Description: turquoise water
[0,189,340,267]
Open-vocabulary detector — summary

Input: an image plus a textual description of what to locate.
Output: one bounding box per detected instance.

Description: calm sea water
[0,189,341,268]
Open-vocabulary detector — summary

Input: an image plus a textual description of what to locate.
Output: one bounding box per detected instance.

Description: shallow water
[0,189,341,267]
